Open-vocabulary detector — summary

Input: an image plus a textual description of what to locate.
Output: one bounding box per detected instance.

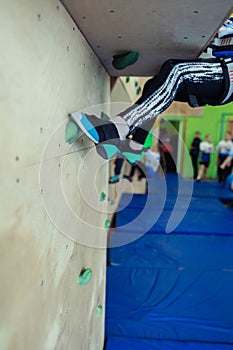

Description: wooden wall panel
[0,0,110,349]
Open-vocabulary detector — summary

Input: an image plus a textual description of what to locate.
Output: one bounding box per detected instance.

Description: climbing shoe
[109,175,120,184]
[97,139,146,163]
[69,112,122,159]
[69,112,120,144]
[118,140,146,164]
[69,112,145,163]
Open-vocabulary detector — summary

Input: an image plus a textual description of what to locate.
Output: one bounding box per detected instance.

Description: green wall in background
[166,102,233,179]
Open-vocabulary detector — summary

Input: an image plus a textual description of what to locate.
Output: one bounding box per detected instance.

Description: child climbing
[69,14,233,164]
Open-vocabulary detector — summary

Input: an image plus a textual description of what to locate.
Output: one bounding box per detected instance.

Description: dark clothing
[191,154,199,179]
[190,137,201,179]
[129,162,146,179]
[218,154,232,183]
[114,157,124,176]
[121,58,226,136]
[120,58,233,146]
[200,152,210,168]
[190,137,201,157]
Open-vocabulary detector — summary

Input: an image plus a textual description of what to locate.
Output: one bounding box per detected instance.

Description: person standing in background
[196,134,214,181]
[216,131,233,183]
[190,131,202,179]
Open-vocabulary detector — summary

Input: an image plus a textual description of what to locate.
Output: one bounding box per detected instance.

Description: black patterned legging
[120,59,225,145]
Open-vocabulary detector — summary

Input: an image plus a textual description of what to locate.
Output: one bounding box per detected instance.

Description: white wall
[0,0,110,349]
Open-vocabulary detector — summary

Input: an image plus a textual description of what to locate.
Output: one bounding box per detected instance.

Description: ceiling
[61,0,233,76]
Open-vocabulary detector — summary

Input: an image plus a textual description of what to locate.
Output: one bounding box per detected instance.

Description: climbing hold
[125,77,130,83]
[105,219,111,228]
[100,192,106,201]
[134,81,138,87]
[77,268,92,286]
[96,304,103,317]
[112,51,139,70]
[65,121,79,144]
[136,86,142,95]
[100,111,110,121]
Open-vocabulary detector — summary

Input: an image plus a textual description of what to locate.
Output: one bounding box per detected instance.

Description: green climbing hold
[96,304,103,317]
[77,268,92,286]
[65,121,79,144]
[100,111,110,121]
[112,51,139,70]
[104,219,111,228]
[100,192,106,201]
[134,81,138,87]
[136,86,142,95]
[125,77,130,83]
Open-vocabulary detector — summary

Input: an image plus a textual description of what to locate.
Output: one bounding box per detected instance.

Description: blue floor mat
[106,337,233,350]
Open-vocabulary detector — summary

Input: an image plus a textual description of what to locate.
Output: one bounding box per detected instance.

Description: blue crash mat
[106,266,233,343]
[146,173,233,200]
[106,337,233,349]
[109,231,233,269]
[115,206,233,235]
[118,193,228,212]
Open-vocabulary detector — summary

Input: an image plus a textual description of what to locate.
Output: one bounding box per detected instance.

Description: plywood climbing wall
[0,0,110,349]
[62,0,233,76]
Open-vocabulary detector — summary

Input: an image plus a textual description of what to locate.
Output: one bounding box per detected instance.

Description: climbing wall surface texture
[0,0,110,349]
[62,0,233,76]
